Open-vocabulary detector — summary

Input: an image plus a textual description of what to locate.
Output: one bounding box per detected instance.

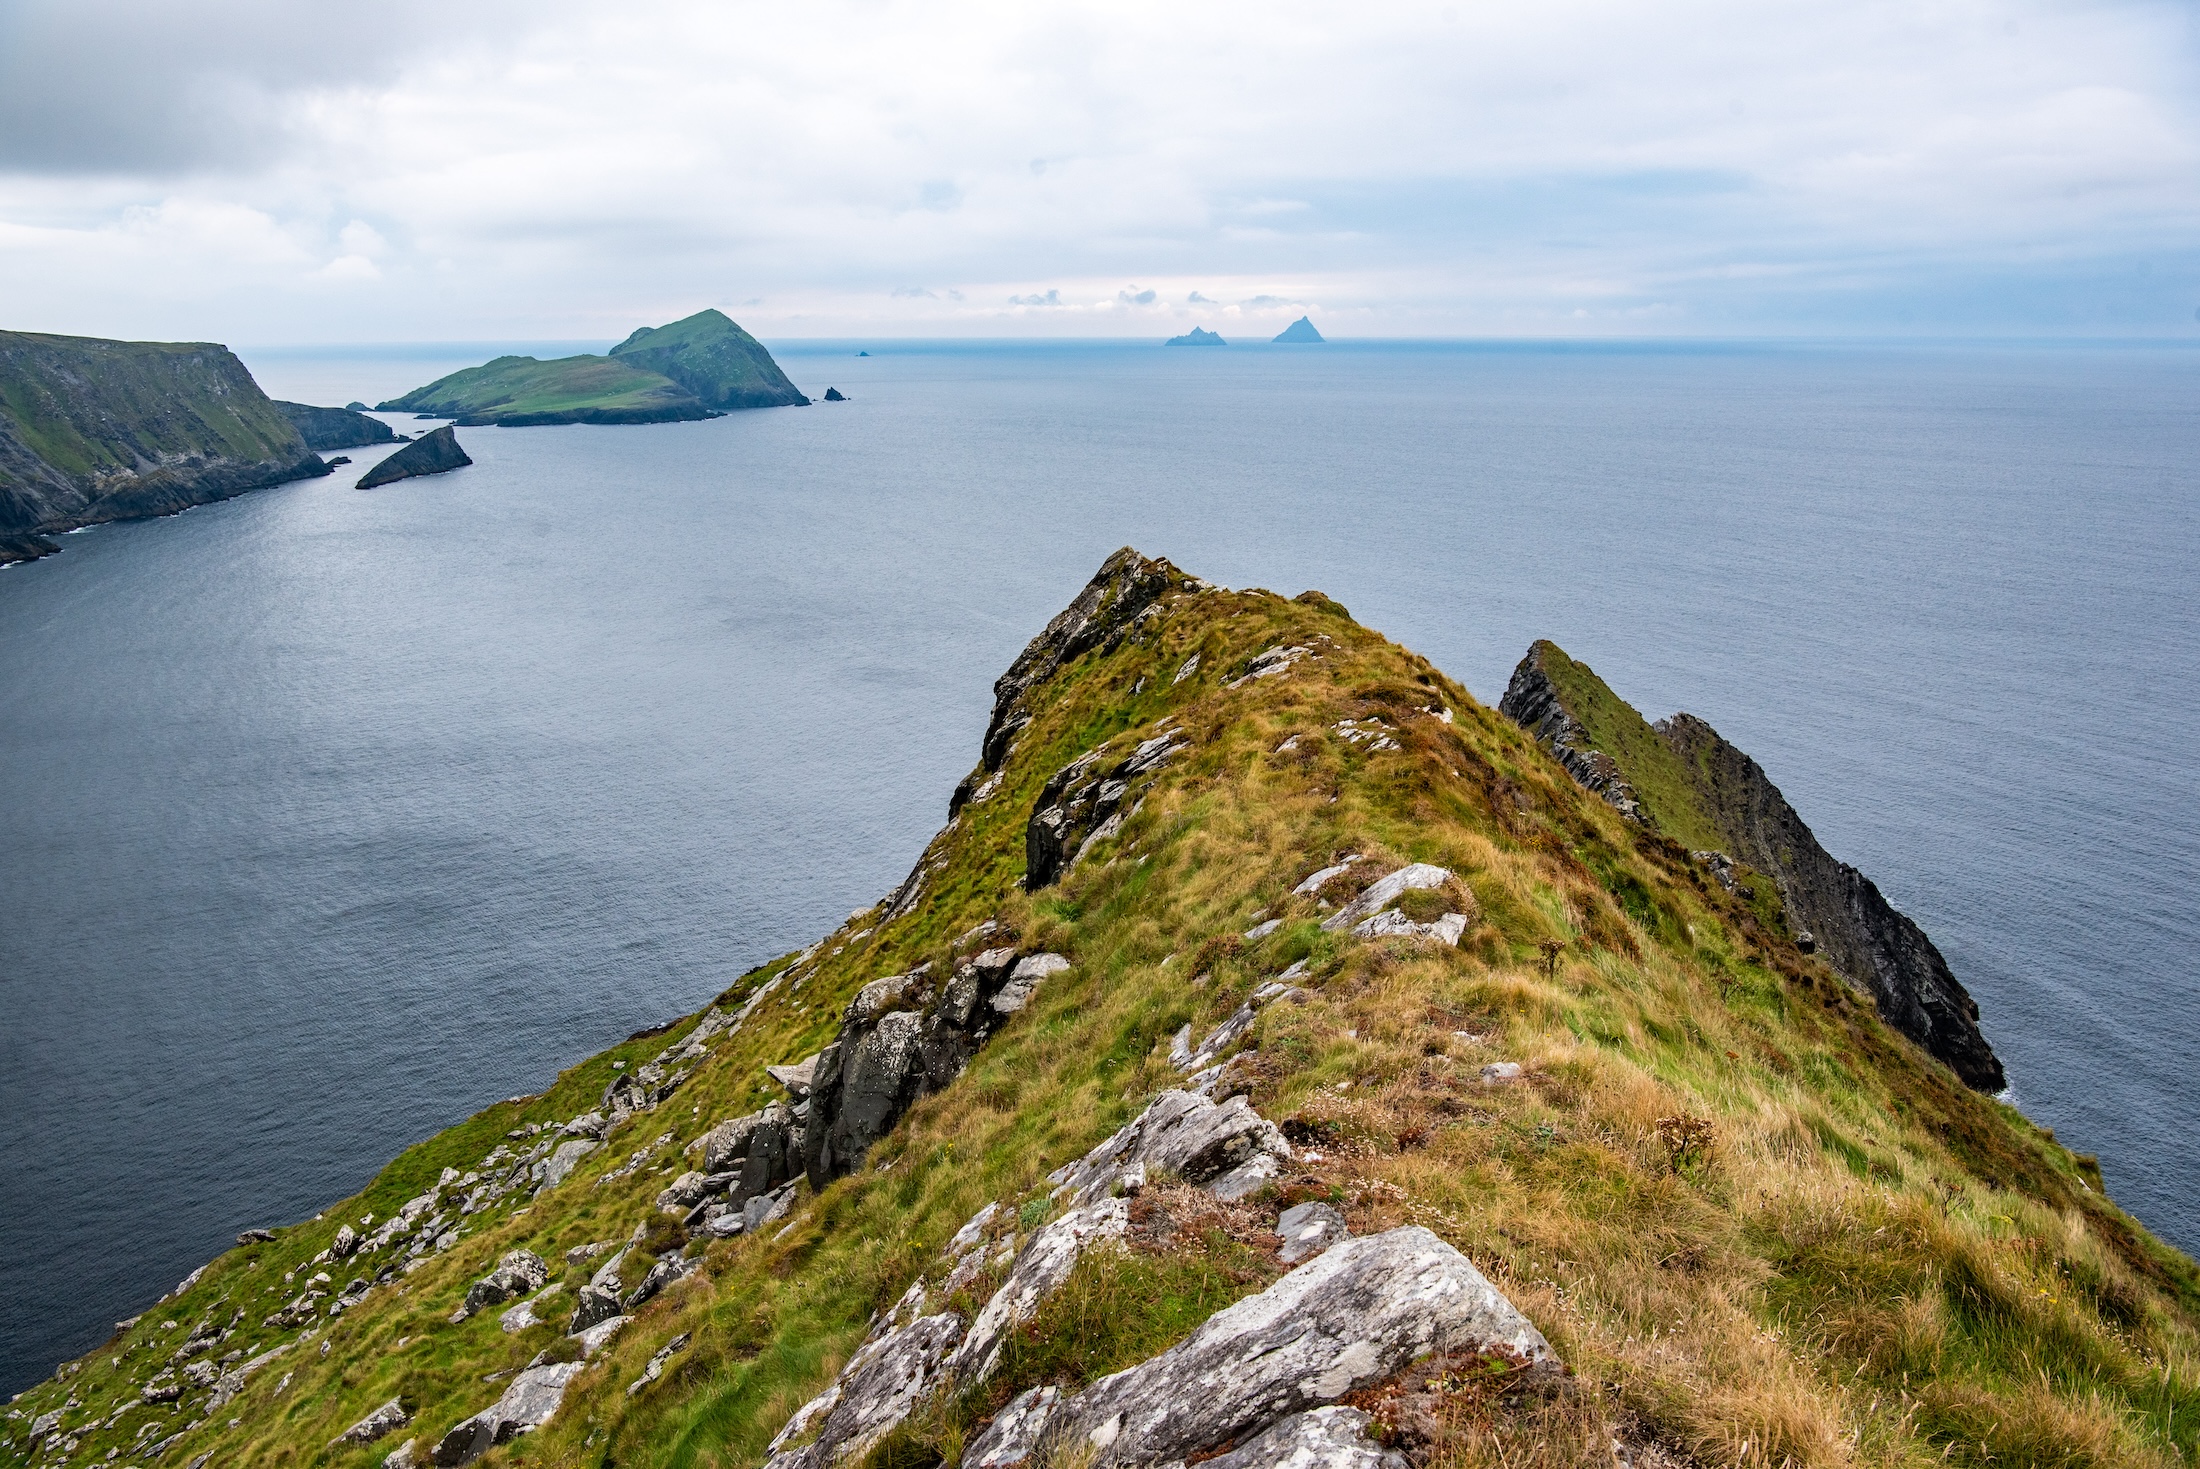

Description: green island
[7,551,2195,1469]
[377,311,808,427]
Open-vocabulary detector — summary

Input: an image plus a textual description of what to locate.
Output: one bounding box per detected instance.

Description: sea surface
[2,338,2195,1394]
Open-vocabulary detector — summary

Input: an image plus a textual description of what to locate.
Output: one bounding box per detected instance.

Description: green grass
[13,560,2200,1469]
[377,355,711,425]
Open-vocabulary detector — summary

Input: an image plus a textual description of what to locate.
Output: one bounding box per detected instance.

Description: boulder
[574,1313,631,1357]
[538,1139,597,1190]
[431,1360,583,1465]
[624,1252,700,1310]
[764,1312,965,1469]
[1320,864,1452,933]
[459,1251,548,1317]
[963,1386,1061,1469]
[947,1197,1128,1382]
[335,1398,410,1446]
[1199,1406,1402,1469]
[567,1284,624,1335]
[964,1227,1553,1468]
[1275,1202,1349,1265]
[991,953,1070,1015]
[767,1054,821,1098]
[1050,1090,1291,1207]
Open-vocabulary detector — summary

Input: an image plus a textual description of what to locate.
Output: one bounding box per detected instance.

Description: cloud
[892,286,938,298]
[0,0,2194,339]
[1241,294,1296,309]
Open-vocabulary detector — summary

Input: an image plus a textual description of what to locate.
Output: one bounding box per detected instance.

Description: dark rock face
[1497,649,1646,823]
[1655,712,2005,1091]
[802,949,1065,1188]
[1025,728,1186,889]
[822,387,847,402]
[0,329,331,561]
[273,401,398,450]
[953,548,1187,810]
[356,426,473,489]
[1499,642,2005,1092]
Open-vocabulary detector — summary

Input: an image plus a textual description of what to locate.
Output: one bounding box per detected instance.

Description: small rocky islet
[8,548,2195,1469]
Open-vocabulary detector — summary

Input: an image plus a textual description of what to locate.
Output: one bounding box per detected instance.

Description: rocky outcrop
[1048,1088,1292,1206]
[1655,712,2004,1090]
[431,1361,583,1465]
[1500,640,2004,1092]
[1025,726,1187,888]
[1198,1406,1402,1469]
[802,949,1071,1187]
[962,1226,1556,1469]
[0,329,332,561]
[356,426,472,489]
[1165,328,1226,345]
[955,548,1190,805]
[1271,316,1325,344]
[1498,646,1646,823]
[274,401,398,450]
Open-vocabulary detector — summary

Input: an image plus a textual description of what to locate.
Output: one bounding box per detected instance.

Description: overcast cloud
[0,0,2194,341]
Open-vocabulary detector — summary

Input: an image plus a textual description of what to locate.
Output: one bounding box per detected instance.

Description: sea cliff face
[5,554,2185,1469]
[0,331,330,563]
[1499,640,2005,1091]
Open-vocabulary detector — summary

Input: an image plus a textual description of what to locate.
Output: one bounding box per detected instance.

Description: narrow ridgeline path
[8,551,2199,1469]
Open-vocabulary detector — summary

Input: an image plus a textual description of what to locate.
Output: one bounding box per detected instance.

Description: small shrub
[1655,1113,1716,1176]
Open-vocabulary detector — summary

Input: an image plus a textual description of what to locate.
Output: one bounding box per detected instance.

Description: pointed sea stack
[1272,316,1324,343]
[356,425,472,489]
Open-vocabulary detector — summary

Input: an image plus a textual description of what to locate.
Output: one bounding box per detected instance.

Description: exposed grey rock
[1198,1406,1405,1469]
[498,1285,561,1334]
[1275,1202,1349,1264]
[764,1313,965,1469]
[1027,733,1181,889]
[624,1252,700,1311]
[744,1185,796,1234]
[947,1197,1128,1382]
[1497,650,1646,823]
[1320,864,1451,933]
[567,1285,624,1335]
[431,1360,582,1465]
[1050,1090,1291,1207]
[1480,1062,1523,1084]
[1015,1227,1554,1468]
[963,1386,1061,1469]
[991,953,1069,1015]
[456,1251,548,1319]
[384,1440,420,1469]
[538,1139,597,1190]
[572,1315,630,1357]
[357,424,472,490]
[627,1331,692,1396]
[954,548,1186,809]
[335,1398,410,1446]
[767,1054,821,1098]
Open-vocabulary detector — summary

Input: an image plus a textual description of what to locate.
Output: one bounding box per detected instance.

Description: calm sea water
[2,339,2195,1394]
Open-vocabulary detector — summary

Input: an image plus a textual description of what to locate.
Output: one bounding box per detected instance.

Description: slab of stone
[334,1398,410,1446]
[763,1312,965,1469]
[1050,1090,1291,1207]
[538,1139,598,1190]
[948,1197,1128,1382]
[1275,1202,1349,1265]
[1197,1406,1405,1469]
[1320,863,1451,932]
[431,1360,583,1465]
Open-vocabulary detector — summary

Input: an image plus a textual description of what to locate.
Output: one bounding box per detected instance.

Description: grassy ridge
[376,356,713,426]
[11,562,2198,1469]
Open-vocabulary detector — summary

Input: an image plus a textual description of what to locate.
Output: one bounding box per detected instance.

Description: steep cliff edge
[0,330,330,563]
[6,554,2184,1469]
[1499,640,2004,1091]
[274,401,398,451]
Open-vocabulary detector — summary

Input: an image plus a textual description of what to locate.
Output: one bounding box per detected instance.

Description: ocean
[1,337,2194,1394]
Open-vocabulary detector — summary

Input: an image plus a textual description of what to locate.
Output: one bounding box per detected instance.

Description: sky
[0,0,2196,343]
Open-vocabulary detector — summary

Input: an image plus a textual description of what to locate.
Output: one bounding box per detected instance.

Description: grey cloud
[1242,294,1296,308]
[1007,289,1061,306]
[1118,287,1157,305]
[0,0,531,176]
[1187,291,1213,303]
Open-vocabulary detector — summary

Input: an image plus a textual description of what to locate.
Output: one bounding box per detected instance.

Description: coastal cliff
[1499,641,2003,1091]
[6,554,2189,1469]
[0,331,330,564]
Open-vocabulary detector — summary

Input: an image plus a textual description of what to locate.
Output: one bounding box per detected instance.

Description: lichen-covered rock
[431,1360,583,1465]
[948,1197,1128,1382]
[1050,1090,1291,1207]
[763,1312,965,1469]
[334,1398,410,1446]
[1275,1202,1349,1264]
[966,1226,1554,1468]
[1195,1406,1406,1469]
[1026,732,1183,888]
[1320,864,1452,932]
[456,1250,548,1319]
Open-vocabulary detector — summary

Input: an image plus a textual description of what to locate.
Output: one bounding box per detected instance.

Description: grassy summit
[10,552,2196,1469]
[378,312,806,426]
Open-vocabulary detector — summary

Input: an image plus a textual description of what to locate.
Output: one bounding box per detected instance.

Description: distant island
[377,309,807,426]
[1165,327,1226,346]
[1272,316,1324,343]
[0,329,344,565]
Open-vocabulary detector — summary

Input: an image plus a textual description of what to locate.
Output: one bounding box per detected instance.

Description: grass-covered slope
[0,330,328,558]
[376,356,715,427]
[10,552,2198,1469]
[608,310,808,411]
